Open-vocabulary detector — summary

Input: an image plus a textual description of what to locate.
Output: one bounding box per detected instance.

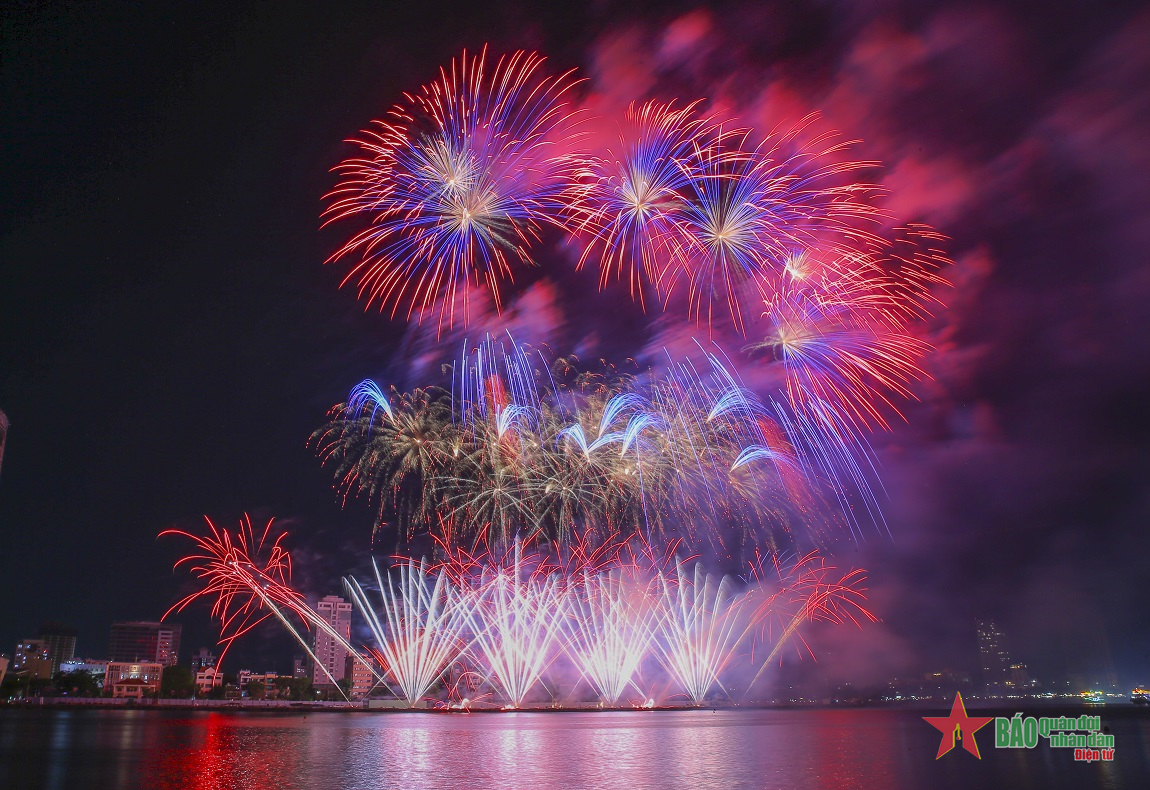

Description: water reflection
[45,711,71,790]
[0,707,1146,789]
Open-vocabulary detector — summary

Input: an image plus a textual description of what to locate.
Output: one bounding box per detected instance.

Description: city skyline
[2,0,1149,699]
[3,596,1133,700]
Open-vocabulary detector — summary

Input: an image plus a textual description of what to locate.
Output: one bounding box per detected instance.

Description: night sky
[2,0,1148,690]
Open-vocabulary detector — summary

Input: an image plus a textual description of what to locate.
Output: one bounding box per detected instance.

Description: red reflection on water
[143,713,312,790]
[806,709,899,789]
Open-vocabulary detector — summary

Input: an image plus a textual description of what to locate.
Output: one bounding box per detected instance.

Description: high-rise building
[312,595,352,687]
[39,623,77,674]
[977,620,1011,692]
[12,639,46,671]
[0,408,8,478]
[12,639,53,680]
[107,622,182,666]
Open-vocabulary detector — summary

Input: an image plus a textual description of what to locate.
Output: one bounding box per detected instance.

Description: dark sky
[2,0,1148,687]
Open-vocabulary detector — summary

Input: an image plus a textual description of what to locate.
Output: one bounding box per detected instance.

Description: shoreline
[2,698,1144,714]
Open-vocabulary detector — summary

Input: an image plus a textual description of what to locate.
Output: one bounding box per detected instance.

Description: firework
[318,52,949,543]
[564,568,662,704]
[167,521,872,707]
[324,49,583,327]
[738,551,877,695]
[163,516,382,700]
[345,559,468,706]
[752,246,934,434]
[462,544,569,707]
[573,100,711,306]
[312,337,828,557]
[162,48,953,708]
[647,116,890,334]
[656,132,777,332]
[653,563,749,704]
[163,515,300,656]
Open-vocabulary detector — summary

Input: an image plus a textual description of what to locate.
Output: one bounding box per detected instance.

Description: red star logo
[923,692,994,759]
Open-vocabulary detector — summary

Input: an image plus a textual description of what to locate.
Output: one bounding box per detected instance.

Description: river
[1,705,1147,788]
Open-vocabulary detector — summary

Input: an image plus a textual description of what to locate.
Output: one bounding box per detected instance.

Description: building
[60,658,109,676]
[12,639,48,672]
[195,667,222,695]
[292,657,308,679]
[976,620,1011,692]
[0,655,8,686]
[190,647,217,673]
[104,662,163,698]
[1009,662,1034,689]
[345,652,376,698]
[312,595,352,687]
[0,408,8,478]
[237,670,279,698]
[195,667,223,695]
[111,679,155,700]
[39,623,77,674]
[107,622,181,666]
[12,639,54,680]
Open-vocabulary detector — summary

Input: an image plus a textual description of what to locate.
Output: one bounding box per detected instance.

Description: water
[1,706,1147,789]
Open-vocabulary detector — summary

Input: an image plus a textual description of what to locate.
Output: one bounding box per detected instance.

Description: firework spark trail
[563,569,662,704]
[166,521,872,706]
[324,49,583,328]
[657,133,774,333]
[463,543,569,707]
[163,516,383,701]
[574,100,711,307]
[754,258,933,435]
[321,52,950,530]
[348,379,395,424]
[653,119,888,334]
[162,515,303,660]
[739,553,878,696]
[344,559,467,706]
[454,333,545,428]
[653,562,749,704]
[315,339,860,556]
[704,351,890,538]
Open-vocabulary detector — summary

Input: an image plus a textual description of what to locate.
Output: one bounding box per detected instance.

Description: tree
[1,674,28,699]
[207,683,228,700]
[28,677,53,697]
[53,670,100,697]
[161,666,196,698]
[287,677,312,701]
[246,680,266,700]
[273,677,293,699]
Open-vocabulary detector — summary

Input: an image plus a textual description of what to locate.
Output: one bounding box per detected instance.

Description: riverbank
[4,696,1146,714]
